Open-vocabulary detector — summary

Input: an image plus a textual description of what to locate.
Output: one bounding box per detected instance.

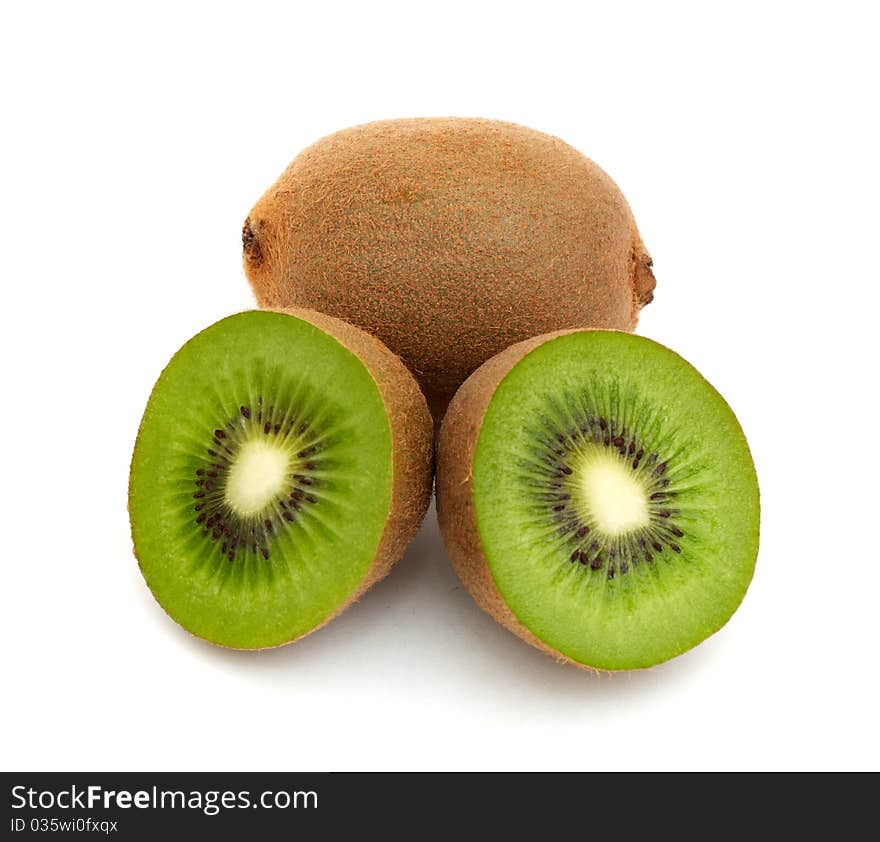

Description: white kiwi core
[224,439,291,516]
[579,451,650,536]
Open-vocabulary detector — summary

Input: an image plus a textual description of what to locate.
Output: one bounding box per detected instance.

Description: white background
[2,2,877,771]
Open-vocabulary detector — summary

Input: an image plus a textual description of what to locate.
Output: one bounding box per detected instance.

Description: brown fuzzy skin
[131,307,434,651]
[273,307,434,641]
[436,330,596,670]
[243,118,655,418]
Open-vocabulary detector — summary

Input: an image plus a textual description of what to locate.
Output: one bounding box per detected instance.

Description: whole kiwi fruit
[243,118,656,417]
[436,329,759,671]
[129,308,433,649]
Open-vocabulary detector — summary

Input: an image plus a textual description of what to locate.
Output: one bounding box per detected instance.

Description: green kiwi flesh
[451,331,759,670]
[129,310,427,649]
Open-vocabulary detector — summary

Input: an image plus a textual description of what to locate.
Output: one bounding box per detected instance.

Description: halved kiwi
[437,330,759,671]
[129,309,433,649]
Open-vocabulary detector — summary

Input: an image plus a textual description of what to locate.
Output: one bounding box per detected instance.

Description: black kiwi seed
[189,403,326,563]
[525,398,689,581]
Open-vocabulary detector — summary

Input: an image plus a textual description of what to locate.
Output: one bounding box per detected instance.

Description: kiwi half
[437,330,759,671]
[242,117,655,417]
[129,309,433,649]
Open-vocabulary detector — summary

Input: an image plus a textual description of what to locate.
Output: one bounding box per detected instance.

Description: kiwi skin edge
[129,307,434,651]
[437,331,578,666]
[436,330,759,673]
[276,308,435,624]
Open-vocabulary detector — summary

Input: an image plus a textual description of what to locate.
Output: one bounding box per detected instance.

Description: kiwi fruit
[129,308,433,649]
[436,330,759,671]
[242,117,656,417]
